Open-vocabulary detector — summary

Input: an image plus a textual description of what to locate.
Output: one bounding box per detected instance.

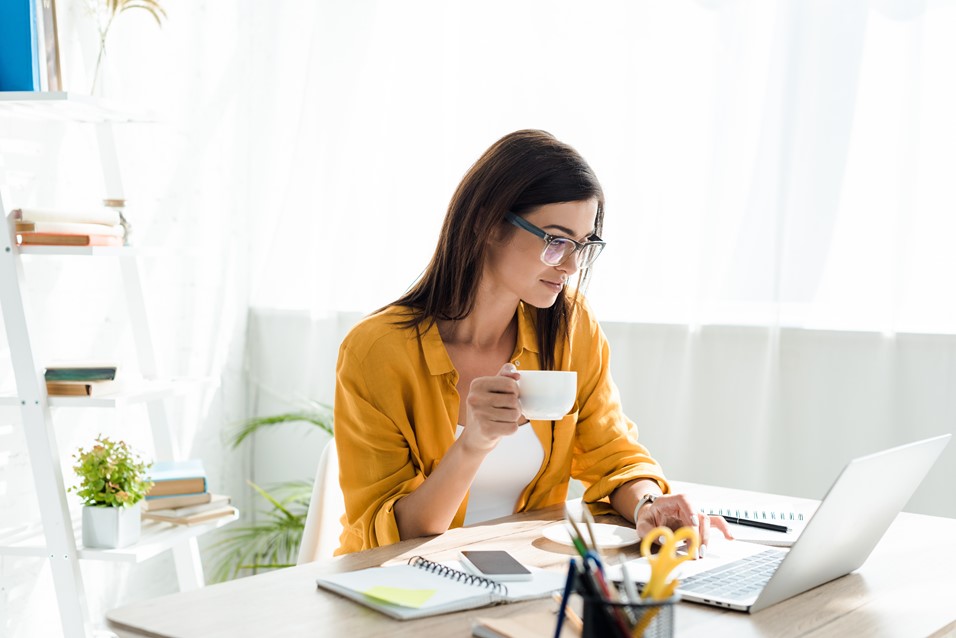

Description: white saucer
[541,522,640,549]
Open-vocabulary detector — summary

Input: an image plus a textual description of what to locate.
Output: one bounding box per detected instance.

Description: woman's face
[485,199,600,309]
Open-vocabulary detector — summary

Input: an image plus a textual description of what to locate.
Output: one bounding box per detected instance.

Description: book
[13,207,122,227]
[146,477,206,498]
[699,503,817,547]
[142,504,236,526]
[45,379,120,397]
[140,491,213,511]
[44,366,118,382]
[146,459,207,499]
[315,555,566,620]
[141,493,230,517]
[0,0,40,91]
[16,221,124,237]
[35,0,61,91]
[18,233,123,247]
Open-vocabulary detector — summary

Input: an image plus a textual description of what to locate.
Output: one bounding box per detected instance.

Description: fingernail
[691,514,699,526]
[699,544,707,559]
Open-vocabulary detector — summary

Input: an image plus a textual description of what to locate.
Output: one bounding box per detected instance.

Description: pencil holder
[577,589,677,638]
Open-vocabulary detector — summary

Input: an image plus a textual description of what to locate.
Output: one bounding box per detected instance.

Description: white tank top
[454,424,544,525]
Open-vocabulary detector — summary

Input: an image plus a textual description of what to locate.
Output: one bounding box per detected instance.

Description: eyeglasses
[506,212,606,268]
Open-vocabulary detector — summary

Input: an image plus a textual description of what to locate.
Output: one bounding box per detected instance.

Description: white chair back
[297,438,344,564]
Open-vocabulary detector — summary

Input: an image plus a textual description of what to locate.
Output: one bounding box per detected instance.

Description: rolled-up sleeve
[568,302,670,503]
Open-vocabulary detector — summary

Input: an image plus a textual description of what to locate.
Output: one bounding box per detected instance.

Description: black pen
[722,516,790,533]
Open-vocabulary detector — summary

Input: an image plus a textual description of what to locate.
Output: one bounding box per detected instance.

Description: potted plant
[70,435,153,549]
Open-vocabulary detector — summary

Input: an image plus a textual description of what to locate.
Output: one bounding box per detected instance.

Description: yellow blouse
[333,297,669,555]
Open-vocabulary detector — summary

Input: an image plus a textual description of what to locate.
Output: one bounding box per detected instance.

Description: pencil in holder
[577,589,678,638]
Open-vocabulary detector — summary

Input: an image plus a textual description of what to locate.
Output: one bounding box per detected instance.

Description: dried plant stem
[87,0,166,95]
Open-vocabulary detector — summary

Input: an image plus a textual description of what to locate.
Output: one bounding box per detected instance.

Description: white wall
[245,311,955,520]
[243,309,358,489]
[602,322,956,518]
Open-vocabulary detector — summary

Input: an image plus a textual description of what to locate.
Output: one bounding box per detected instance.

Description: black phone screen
[460,550,531,576]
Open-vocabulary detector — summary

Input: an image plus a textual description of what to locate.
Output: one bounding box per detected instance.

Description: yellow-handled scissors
[640,526,700,601]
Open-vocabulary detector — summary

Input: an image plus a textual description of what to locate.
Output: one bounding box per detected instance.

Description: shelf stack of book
[13,208,126,247]
[44,364,121,397]
[142,459,235,526]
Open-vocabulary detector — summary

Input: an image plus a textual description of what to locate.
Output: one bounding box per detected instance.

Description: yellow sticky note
[363,585,436,608]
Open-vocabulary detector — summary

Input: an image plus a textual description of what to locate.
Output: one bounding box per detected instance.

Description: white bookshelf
[15,244,135,257]
[0,377,213,408]
[0,92,229,638]
[0,91,155,123]
[0,512,238,562]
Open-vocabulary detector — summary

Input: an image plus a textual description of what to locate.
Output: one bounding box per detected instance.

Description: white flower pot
[82,502,141,549]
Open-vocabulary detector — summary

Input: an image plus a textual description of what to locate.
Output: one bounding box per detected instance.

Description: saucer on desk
[541,522,639,549]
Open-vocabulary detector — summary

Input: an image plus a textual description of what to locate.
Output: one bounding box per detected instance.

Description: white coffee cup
[516,370,577,420]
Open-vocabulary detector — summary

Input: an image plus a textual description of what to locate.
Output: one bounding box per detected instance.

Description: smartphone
[458,550,533,581]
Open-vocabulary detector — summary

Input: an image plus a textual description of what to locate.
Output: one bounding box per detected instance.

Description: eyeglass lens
[542,239,602,268]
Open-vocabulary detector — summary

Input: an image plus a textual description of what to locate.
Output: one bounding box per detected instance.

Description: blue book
[146,459,208,499]
[44,366,118,382]
[0,0,41,91]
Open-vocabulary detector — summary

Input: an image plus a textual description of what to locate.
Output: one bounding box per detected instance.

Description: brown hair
[389,129,605,370]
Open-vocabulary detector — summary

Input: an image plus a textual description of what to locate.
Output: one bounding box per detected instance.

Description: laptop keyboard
[678,549,786,600]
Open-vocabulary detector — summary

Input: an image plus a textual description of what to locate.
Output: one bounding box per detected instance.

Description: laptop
[616,434,951,613]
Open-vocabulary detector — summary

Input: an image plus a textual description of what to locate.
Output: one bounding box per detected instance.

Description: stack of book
[142,459,235,526]
[44,364,121,397]
[13,208,125,247]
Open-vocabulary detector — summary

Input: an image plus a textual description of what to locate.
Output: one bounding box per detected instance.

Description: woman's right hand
[458,363,523,453]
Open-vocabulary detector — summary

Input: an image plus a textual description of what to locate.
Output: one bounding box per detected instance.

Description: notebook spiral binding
[407,556,509,597]
[702,507,806,522]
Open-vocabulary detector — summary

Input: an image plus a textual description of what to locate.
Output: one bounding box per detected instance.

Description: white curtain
[243,0,956,519]
[247,0,956,334]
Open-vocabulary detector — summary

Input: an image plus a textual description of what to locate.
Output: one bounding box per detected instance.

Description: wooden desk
[106,482,956,637]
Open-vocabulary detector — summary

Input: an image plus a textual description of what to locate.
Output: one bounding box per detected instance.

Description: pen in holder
[556,559,677,638]
[577,586,678,638]
[556,508,682,638]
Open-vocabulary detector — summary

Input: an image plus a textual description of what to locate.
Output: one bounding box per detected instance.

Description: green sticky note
[363,585,436,608]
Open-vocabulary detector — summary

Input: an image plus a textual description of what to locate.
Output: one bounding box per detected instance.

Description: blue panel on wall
[0,0,41,91]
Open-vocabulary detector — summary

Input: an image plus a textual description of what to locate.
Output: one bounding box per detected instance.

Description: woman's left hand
[635,493,734,559]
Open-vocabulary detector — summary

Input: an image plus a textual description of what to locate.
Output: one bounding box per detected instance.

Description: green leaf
[69,436,151,507]
[229,401,333,448]
[206,479,312,583]
[246,481,296,521]
[211,401,333,582]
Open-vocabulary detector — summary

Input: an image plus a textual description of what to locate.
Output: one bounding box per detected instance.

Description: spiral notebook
[315,556,566,620]
[698,503,817,547]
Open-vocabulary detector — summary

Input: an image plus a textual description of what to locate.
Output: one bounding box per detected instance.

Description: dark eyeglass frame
[505,212,606,268]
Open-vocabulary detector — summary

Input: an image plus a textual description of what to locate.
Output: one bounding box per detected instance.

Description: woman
[334,129,731,555]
